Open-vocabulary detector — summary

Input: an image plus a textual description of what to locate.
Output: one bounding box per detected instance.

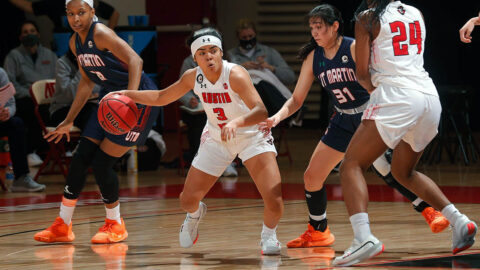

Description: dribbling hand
[44,120,74,143]
[103,90,127,100]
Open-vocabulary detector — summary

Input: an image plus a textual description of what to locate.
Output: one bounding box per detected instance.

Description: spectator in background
[227,18,297,119]
[9,0,120,29]
[0,67,46,192]
[4,20,57,167]
[179,54,238,177]
[51,47,100,129]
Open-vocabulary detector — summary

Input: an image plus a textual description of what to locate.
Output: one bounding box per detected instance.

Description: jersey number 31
[389,20,422,56]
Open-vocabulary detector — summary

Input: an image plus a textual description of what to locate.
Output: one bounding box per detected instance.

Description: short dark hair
[186,27,222,47]
[19,20,40,36]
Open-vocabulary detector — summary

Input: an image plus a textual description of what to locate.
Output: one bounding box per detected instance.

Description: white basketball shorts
[362,84,441,152]
[192,129,277,177]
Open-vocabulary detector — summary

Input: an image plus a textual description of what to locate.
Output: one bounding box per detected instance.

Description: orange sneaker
[34,217,75,243]
[422,207,450,233]
[287,224,335,248]
[91,218,128,244]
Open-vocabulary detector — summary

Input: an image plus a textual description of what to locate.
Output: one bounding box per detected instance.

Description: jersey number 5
[389,20,422,56]
[213,108,228,129]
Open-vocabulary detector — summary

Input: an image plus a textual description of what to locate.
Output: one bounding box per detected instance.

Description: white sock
[412,198,423,207]
[441,204,462,225]
[106,204,122,225]
[261,223,277,239]
[350,213,371,242]
[59,203,75,226]
[188,202,202,218]
[309,212,327,221]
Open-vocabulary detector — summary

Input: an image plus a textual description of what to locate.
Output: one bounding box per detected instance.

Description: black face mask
[21,34,39,48]
[239,36,257,50]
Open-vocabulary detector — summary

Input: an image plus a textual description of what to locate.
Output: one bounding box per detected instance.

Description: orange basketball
[97,94,139,135]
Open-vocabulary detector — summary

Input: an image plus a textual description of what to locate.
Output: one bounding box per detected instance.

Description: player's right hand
[44,120,74,143]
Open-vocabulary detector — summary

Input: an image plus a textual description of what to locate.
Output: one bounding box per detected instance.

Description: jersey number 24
[389,20,422,56]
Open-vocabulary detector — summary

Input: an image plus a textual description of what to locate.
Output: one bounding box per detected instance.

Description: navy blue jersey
[313,36,369,110]
[75,22,149,95]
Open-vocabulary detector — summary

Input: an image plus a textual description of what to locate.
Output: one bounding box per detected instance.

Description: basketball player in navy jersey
[259,4,448,250]
[110,27,284,255]
[34,0,159,244]
[333,0,477,266]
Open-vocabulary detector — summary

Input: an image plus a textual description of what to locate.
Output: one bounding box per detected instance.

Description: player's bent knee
[264,196,284,216]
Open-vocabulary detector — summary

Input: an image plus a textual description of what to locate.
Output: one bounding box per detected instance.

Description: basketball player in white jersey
[333,0,477,266]
[108,28,284,255]
[460,12,479,43]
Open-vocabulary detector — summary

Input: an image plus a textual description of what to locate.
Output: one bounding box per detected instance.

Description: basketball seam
[111,98,139,121]
[105,99,136,130]
[99,101,117,134]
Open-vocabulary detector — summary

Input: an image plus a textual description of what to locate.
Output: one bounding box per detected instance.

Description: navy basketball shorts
[82,77,160,147]
[321,112,362,153]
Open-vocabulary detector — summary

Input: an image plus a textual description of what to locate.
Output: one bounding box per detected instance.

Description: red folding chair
[29,79,81,180]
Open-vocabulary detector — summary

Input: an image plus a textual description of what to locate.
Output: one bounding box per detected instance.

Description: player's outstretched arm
[263,51,314,131]
[115,69,195,106]
[460,14,480,43]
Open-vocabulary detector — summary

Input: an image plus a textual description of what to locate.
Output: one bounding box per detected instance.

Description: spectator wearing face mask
[227,18,302,122]
[3,20,58,167]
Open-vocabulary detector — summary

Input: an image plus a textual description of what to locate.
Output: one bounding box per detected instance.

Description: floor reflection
[34,244,75,270]
[91,243,128,270]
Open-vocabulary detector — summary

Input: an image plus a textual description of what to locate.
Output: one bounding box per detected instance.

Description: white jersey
[370,1,437,96]
[193,60,258,141]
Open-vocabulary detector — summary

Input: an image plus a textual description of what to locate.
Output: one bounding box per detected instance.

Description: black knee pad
[91,149,120,204]
[64,138,99,199]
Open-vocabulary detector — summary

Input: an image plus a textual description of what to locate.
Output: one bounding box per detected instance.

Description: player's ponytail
[298,4,344,60]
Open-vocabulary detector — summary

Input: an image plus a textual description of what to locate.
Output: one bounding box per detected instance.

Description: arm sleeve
[267,47,296,85]
[3,53,30,99]
[96,1,115,19]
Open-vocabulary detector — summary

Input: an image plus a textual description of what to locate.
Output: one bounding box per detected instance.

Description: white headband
[66,0,98,22]
[190,35,222,56]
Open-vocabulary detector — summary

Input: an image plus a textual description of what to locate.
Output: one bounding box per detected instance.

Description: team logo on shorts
[397,6,405,15]
[341,55,349,63]
[88,40,93,48]
[196,74,204,84]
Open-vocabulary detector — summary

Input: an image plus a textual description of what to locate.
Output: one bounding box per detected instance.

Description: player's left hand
[221,121,237,141]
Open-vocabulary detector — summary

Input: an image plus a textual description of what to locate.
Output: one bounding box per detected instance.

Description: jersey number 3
[389,20,422,56]
[213,108,228,129]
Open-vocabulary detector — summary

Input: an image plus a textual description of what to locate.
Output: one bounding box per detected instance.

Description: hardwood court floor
[0,128,479,269]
